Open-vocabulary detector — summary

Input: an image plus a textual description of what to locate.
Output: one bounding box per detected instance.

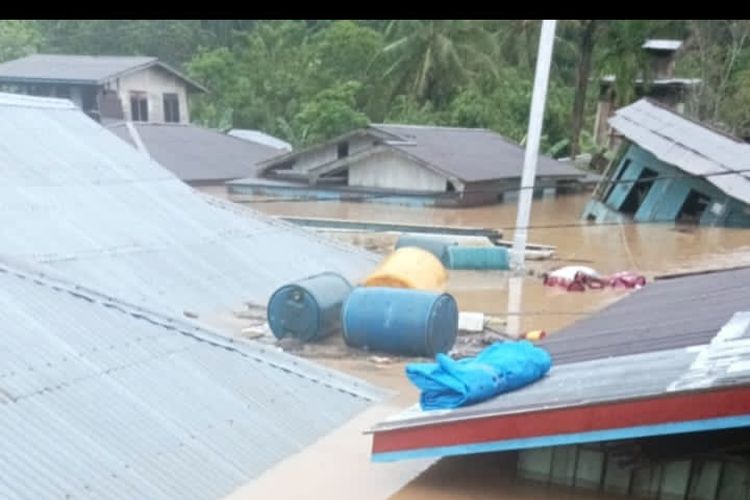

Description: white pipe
[510,20,558,273]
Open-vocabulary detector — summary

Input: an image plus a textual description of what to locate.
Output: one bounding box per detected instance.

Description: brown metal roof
[540,266,750,365]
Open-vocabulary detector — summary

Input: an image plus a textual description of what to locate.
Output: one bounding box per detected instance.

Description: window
[163,93,180,123]
[337,142,349,159]
[677,190,711,224]
[130,92,148,122]
[620,167,658,215]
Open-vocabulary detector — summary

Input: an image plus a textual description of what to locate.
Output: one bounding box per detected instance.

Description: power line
[239,165,750,203]
[231,165,750,232]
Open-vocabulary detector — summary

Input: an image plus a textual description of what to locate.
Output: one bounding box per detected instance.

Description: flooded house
[0,53,206,123]
[106,122,285,196]
[228,124,586,207]
[583,98,750,228]
[371,266,750,499]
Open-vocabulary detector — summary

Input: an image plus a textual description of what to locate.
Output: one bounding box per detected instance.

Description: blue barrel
[267,272,353,342]
[341,287,458,357]
[395,234,458,264]
[444,246,510,270]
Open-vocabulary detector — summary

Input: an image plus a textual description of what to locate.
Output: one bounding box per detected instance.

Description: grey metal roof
[258,125,584,183]
[369,124,584,183]
[642,39,683,51]
[373,311,750,432]
[227,129,292,152]
[609,99,750,205]
[0,258,382,500]
[0,54,207,92]
[107,122,281,182]
[541,266,750,365]
[0,92,377,317]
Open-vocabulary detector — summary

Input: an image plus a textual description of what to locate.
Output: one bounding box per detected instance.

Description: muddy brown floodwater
[238,194,750,499]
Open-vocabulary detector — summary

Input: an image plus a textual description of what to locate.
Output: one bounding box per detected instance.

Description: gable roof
[541,266,750,365]
[0,54,207,92]
[609,98,750,205]
[369,124,583,182]
[0,92,376,316]
[260,124,583,183]
[107,122,281,182]
[0,257,381,499]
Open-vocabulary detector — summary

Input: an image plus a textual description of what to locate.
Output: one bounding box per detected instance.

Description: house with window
[583,99,750,228]
[0,54,206,123]
[229,124,586,207]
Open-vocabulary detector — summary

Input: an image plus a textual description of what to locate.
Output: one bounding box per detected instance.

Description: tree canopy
[3,20,750,153]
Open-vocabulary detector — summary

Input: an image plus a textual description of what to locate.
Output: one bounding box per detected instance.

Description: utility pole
[507,20,557,337]
[510,19,558,273]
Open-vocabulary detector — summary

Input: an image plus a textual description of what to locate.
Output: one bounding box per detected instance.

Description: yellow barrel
[363,247,448,291]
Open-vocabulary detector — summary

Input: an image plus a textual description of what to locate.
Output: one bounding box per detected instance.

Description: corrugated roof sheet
[371,312,750,452]
[609,99,750,205]
[541,266,750,365]
[0,258,382,500]
[0,92,377,317]
[0,54,206,92]
[370,124,584,183]
[107,122,281,182]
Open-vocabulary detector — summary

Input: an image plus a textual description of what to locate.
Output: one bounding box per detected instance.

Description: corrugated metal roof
[0,258,383,500]
[0,54,206,92]
[371,312,750,445]
[107,122,281,182]
[609,99,750,205]
[227,129,292,152]
[0,92,377,317]
[541,266,750,365]
[369,124,584,183]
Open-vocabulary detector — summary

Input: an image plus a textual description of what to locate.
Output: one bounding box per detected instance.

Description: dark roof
[107,122,281,182]
[609,99,750,205]
[0,257,382,498]
[369,124,584,183]
[0,54,207,92]
[541,266,750,365]
[370,310,750,461]
[258,125,584,183]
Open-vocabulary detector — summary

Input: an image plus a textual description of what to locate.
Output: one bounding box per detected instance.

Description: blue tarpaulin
[405,341,552,410]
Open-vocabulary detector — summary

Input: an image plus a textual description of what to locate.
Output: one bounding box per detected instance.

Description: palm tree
[373,20,499,105]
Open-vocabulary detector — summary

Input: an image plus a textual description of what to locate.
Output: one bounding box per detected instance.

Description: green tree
[0,21,42,62]
[374,20,499,106]
[293,81,370,145]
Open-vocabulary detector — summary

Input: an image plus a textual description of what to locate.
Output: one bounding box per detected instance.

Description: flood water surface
[238,194,750,499]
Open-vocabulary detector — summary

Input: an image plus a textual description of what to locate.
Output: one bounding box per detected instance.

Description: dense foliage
[3,20,749,156]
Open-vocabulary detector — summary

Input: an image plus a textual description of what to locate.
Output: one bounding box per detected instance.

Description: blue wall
[600,144,750,227]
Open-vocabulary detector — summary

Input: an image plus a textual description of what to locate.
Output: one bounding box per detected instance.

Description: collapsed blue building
[583,99,750,228]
